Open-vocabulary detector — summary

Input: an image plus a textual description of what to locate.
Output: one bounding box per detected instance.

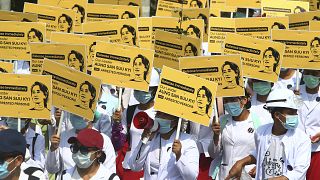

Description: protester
[226,88,311,180]
[128,111,199,179]
[111,68,160,179]
[61,129,120,179]
[0,129,46,179]
[297,69,320,179]
[273,68,302,90]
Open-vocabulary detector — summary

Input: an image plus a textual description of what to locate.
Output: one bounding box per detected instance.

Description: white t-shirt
[273,71,302,90]
[262,134,285,179]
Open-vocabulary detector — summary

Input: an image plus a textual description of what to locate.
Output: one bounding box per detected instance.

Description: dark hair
[185,43,198,56]
[271,22,286,29]
[263,47,280,72]
[0,67,8,73]
[58,14,73,33]
[221,61,241,85]
[120,25,136,45]
[68,50,84,71]
[72,4,85,23]
[186,25,201,38]
[21,18,32,22]
[311,37,320,47]
[312,16,320,21]
[31,81,49,108]
[190,0,203,8]
[133,54,150,80]
[197,13,208,34]
[121,11,136,19]
[128,2,139,6]
[294,6,306,13]
[197,86,213,114]
[89,42,96,52]
[28,28,44,42]
[80,81,96,109]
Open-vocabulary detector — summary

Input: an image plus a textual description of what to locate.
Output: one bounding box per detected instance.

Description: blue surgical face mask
[224,102,243,117]
[70,114,88,130]
[134,90,153,104]
[72,151,97,169]
[279,113,298,129]
[6,119,26,130]
[253,82,272,95]
[303,75,320,89]
[156,118,173,134]
[0,157,17,179]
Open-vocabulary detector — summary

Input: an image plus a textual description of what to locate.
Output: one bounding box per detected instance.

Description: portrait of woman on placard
[184,43,198,57]
[130,54,150,84]
[259,47,280,76]
[221,61,243,90]
[197,13,208,34]
[186,24,201,39]
[27,28,43,42]
[121,11,136,19]
[88,42,96,68]
[271,22,286,30]
[68,50,85,72]
[72,4,85,24]
[75,81,96,112]
[294,6,306,13]
[192,86,212,118]
[189,0,203,8]
[30,81,50,111]
[309,37,320,62]
[58,14,73,33]
[120,24,137,46]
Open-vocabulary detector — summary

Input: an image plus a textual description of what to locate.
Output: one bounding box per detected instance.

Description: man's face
[69,53,82,70]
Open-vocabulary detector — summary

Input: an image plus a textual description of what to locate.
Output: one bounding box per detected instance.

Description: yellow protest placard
[0,62,13,73]
[30,43,87,74]
[179,55,244,97]
[151,17,180,44]
[208,17,235,53]
[288,11,320,30]
[0,21,46,61]
[155,66,217,126]
[50,32,110,72]
[138,17,153,49]
[261,0,309,17]
[309,21,320,30]
[23,3,76,39]
[226,0,260,8]
[172,8,210,42]
[236,17,289,40]
[42,60,101,120]
[154,30,202,69]
[292,0,318,11]
[92,41,154,91]
[86,4,139,22]
[82,19,139,46]
[223,33,285,82]
[210,0,226,8]
[94,0,142,7]
[0,74,52,119]
[210,4,237,17]
[0,10,37,22]
[182,19,205,41]
[272,29,320,69]
[156,0,186,17]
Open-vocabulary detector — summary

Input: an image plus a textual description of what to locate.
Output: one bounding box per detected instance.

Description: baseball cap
[0,129,26,157]
[68,129,103,149]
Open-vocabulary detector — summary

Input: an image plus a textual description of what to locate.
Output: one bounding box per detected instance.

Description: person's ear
[12,155,24,167]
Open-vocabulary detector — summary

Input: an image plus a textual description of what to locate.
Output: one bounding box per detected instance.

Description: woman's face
[121,27,134,44]
[184,45,194,57]
[80,84,92,103]
[122,13,129,19]
[28,31,40,42]
[187,28,198,39]
[311,40,320,57]
[190,1,198,8]
[32,85,46,104]
[72,7,82,24]
[58,16,69,32]
[133,58,147,76]
[197,89,208,109]
[69,53,82,70]
[222,65,237,82]
[89,45,96,60]
[263,50,276,67]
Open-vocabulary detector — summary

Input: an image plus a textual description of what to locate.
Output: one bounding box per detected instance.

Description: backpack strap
[251,113,261,130]
[126,105,138,146]
[23,166,43,180]
[109,173,118,180]
[31,133,39,160]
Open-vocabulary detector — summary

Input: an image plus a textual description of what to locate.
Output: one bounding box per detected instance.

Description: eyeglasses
[70,144,98,155]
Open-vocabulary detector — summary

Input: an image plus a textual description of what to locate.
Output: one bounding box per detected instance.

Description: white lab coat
[128,131,199,180]
[250,92,273,125]
[46,128,116,179]
[61,164,120,180]
[25,127,46,170]
[298,85,320,152]
[251,123,311,180]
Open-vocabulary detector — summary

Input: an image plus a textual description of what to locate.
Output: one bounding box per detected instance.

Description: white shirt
[62,164,120,180]
[250,92,273,125]
[25,127,46,170]
[129,131,199,180]
[251,124,311,180]
[298,85,320,152]
[262,135,285,179]
[121,106,156,169]
[273,70,302,90]
[20,162,47,180]
[46,128,116,179]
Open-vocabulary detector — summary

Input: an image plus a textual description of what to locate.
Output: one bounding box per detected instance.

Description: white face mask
[72,151,98,169]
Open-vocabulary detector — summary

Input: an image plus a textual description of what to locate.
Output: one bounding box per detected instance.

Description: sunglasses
[70,144,98,155]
